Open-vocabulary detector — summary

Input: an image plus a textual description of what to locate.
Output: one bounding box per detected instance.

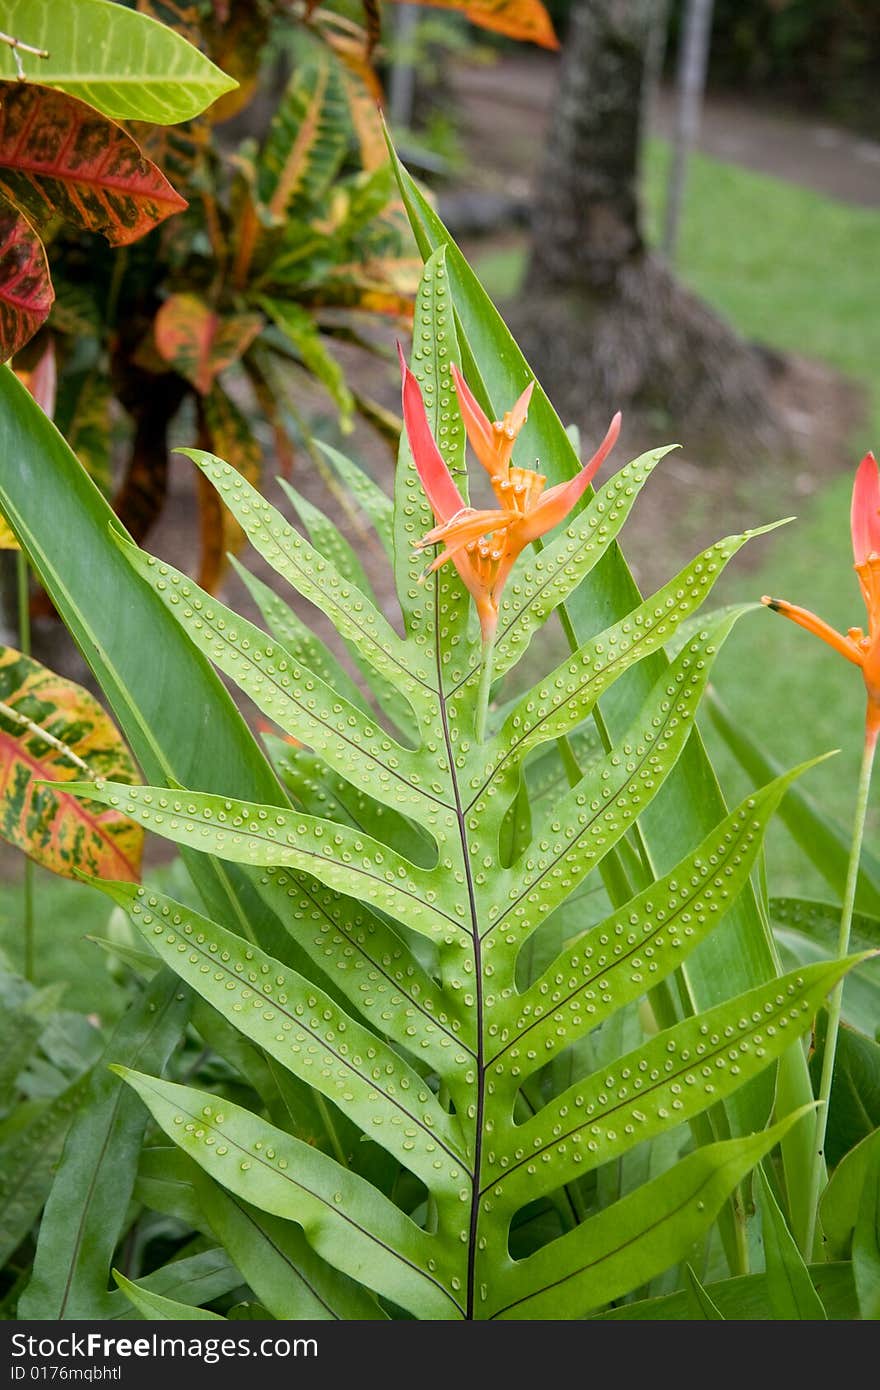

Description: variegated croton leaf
[69,245,860,1320]
[0,647,143,882]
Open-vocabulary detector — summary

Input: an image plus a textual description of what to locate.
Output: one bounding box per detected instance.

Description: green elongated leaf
[0,645,143,882]
[279,481,377,604]
[487,957,860,1213]
[486,609,747,955]
[0,83,187,247]
[266,736,434,866]
[685,1264,725,1318]
[490,1110,811,1318]
[101,1248,243,1322]
[0,195,52,359]
[477,536,769,805]
[389,147,811,1163]
[135,1146,210,1237]
[230,557,371,718]
[498,763,821,1074]
[193,839,473,1099]
[317,439,394,562]
[0,999,43,1110]
[259,298,352,427]
[76,783,461,947]
[707,689,880,915]
[113,536,434,827]
[177,447,421,713]
[114,1069,464,1321]
[0,0,237,123]
[0,367,289,943]
[810,1012,880,1167]
[102,881,469,1191]
[18,971,189,1319]
[757,1166,826,1318]
[256,51,347,218]
[491,446,677,680]
[0,1071,90,1265]
[598,1263,859,1320]
[771,897,880,1039]
[113,1270,225,1321]
[820,1127,880,1260]
[277,479,419,737]
[854,1154,880,1318]
[194,1171,385,1321]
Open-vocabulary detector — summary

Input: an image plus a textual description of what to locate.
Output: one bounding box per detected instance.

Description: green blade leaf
[112,1270,226,1321]
[820,1126,880,1260]
[18,971,189,1319]
[500,762,823,1076]
[114,536,434,828]
[853,1152,880,1319]
[193,1171,385,1321]
[114,1068,464,1321]
[485,608,748,958]
[487,957,861,1213]
[103,879,468,1188]
[0,0,237,123]
[316,439,394,561]
[178,447,421,715]
[757,1166,826,1318]
[596,1263,858,1320]
[490,1109,813,1318]
[0,1071,91,1266]
[685,1264,725,1318]
[73,782,462,947]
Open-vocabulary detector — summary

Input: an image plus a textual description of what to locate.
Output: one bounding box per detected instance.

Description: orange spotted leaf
[154,293,263,395]
[0,82,187,248]
[390,0,559,48]
[0,196,52,362]
[0,647,143,882]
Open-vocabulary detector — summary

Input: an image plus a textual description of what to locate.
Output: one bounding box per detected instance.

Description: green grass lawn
[476,141,880,894]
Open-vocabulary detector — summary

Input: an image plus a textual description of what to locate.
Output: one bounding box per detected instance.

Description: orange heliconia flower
[763,451,880,743]
[399,347,621,642]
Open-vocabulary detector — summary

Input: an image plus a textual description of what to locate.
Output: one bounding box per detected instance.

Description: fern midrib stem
[804,724,876,1258]
[434,586,484,1319]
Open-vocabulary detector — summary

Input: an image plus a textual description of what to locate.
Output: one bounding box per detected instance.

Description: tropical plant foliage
[0,139,873,1318]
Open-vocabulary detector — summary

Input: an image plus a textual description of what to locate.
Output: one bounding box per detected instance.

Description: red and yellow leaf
[391,0,559,49]
[0,82,188,248]
[0,196,52,363]
[154,293,262,395]
[0,647,143,882]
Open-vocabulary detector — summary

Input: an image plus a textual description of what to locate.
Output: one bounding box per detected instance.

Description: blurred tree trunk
[515,0,786,451]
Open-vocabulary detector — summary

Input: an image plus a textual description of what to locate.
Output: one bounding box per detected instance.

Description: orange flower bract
[399,347,621,642]
[763,451,880,743]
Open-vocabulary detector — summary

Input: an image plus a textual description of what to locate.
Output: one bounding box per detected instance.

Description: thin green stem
[804,726,876,1258]
[475,634,495,744]
[16,550,34,981]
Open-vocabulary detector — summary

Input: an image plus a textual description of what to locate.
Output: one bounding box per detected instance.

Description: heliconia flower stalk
[399,346,621,644]
[400,348,620,739]
[762,450,879,1257]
